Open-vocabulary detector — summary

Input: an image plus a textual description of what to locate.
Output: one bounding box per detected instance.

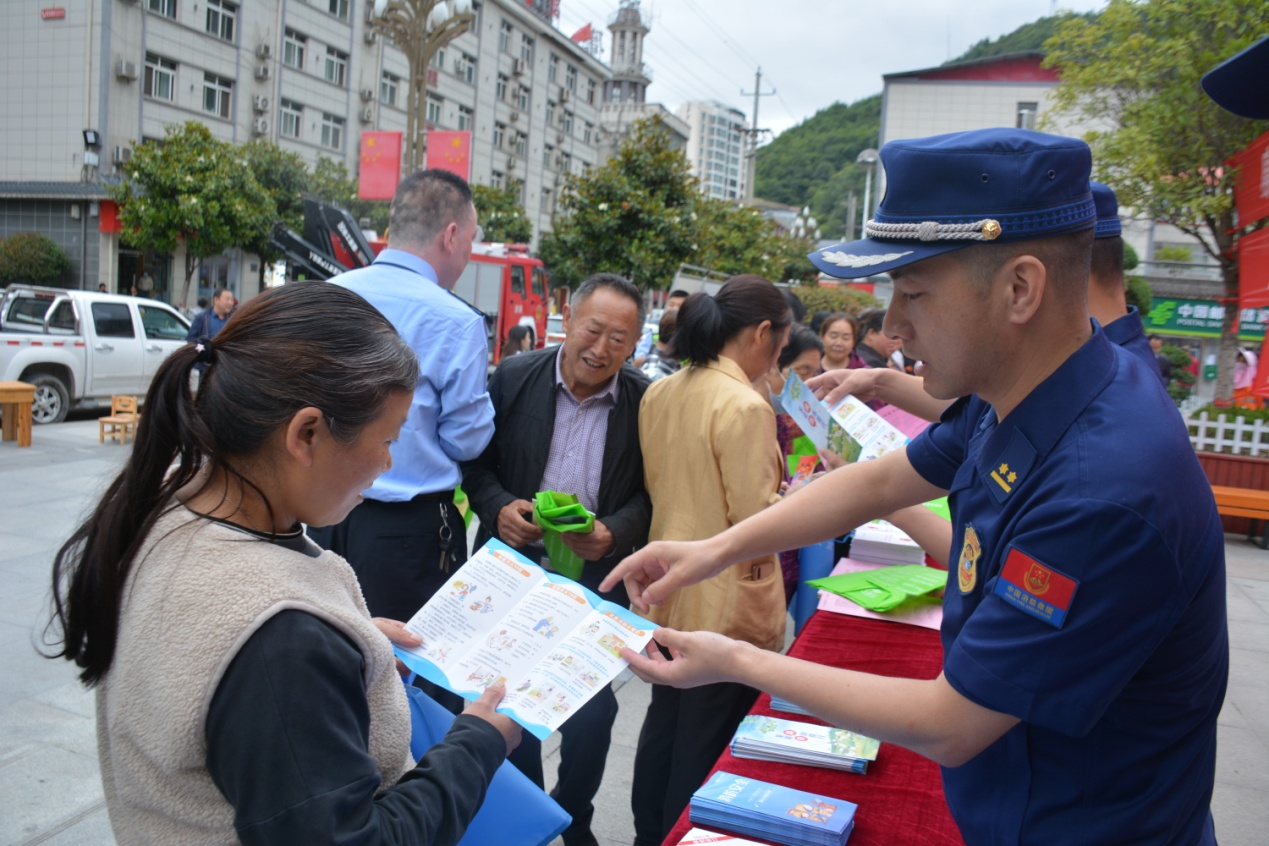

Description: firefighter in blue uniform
[603,128,1227,845]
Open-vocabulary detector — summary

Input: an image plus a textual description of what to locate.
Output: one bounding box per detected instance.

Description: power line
[641,42,738,105]
[678,0,761,70]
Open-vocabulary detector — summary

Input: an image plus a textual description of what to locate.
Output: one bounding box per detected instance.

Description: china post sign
[1143,298,1268,342]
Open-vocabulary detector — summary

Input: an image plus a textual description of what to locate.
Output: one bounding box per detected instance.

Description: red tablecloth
[662,610,964,846]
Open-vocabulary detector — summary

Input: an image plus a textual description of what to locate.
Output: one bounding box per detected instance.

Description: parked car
[545,313,566,347]
[1,285,191,423]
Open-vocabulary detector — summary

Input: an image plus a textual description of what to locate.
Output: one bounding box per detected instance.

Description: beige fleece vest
[96,507,413,844]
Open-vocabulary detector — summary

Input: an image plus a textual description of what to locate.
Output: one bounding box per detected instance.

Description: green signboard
[1141,298,1268,342]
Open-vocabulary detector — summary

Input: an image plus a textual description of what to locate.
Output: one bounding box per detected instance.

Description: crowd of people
[42,35,1269,846]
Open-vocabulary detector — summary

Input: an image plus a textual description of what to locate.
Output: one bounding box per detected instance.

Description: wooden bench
[0,380,35,448]
[1211,485,1269,549]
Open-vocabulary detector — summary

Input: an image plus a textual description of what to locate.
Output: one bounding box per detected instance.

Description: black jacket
[462,346,651,606]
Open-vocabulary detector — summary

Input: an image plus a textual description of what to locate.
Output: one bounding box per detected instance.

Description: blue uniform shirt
[906,326,1227,845]
[1103,307,1163,383]
[332,249,495,501]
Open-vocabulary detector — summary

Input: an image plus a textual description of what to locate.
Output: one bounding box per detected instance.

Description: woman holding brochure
[47,283,520,845]
[631,274,792,846]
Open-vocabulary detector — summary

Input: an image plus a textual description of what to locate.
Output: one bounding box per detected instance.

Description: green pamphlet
[533,491,593,580]
[807,564,947,613]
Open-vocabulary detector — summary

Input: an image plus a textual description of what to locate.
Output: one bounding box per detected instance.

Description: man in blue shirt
[1088,181,1159,378]
[308,170,495,630]
[602,129,1226,845]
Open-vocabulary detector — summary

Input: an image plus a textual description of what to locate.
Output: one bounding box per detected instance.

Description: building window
[280,99,302,139]
[493,122,506,149]
[321,113,344,150]
[514,132,527,158]
[460,53,477,84]
[582,122,592,144]
[426,97,443,126]
[457,106,473,131]
[202,72,232,118]
[545,101,555,126]
[283,29,306,69]
[559,151,572,173]
[543,144,554,168]
[496,74,508,101]
[491,170,504,190]
[586,78,596,105]
[144,53,176,101]
[324,47,348,87]
[431,48,447,70]
[541,188,552,213]
[562,111,573,134]
[206,0,236,42]
[1016,102,1039,130]
[380,72,399,107]
[516,86,530,111]
[565,64,576,92]
[327,0,349,20]
[520,35,534,64]
[580,160,591,175]
[548,54,558,83]
[499,21,512,52]
[147,0,175,18]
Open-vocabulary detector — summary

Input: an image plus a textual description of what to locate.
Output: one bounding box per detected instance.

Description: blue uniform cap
[1090,181,1121,240]
[1201,35,1269,119]
[810,128,1096,279]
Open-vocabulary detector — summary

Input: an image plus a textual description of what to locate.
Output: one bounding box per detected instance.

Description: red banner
[425,130,472,182]
[98,200,121,233]
[1240,227,1269,309]
[1232,130,1269,226]
[358,131,402,200]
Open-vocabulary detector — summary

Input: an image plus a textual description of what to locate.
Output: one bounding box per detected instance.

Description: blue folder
[402,679,571,846]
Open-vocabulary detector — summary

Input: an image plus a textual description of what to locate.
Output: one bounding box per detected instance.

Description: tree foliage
[308,157,391,235]
[791,285,881,322]
[952,13,1096,63]
[473,181,533,244]
[109,122,273,304]
[0,232,71,285]
[1044,0,1269,399]
[240,139,309,261]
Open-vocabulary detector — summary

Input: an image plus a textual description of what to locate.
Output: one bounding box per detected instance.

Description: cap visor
[1201,36,1269,119]
[809,238,968,279]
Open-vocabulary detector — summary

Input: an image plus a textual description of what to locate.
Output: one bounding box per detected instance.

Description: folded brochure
[781,371,910,463]
[731,714,880,774]
[691,770,856,846]
[395,539,656,740]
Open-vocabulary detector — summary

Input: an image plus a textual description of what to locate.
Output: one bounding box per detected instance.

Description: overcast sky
[554,0,1108,138]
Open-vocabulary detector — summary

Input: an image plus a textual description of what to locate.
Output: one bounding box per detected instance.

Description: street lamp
[791,205,820,241]
[369,0,475,173]
[856,148,879,240]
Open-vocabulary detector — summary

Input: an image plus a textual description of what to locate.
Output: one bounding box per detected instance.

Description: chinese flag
[425,130,472,182]
[359,131,403,200]
[1239,227,1269,309]
[571,23,593,43]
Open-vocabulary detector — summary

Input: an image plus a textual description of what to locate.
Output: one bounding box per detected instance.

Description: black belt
[411,490,454,504]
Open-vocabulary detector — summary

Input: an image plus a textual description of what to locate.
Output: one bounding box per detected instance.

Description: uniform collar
[1103,306,1144,347]
[372,248,439,285]
[553,344,621,405]
[975,323,1117,504]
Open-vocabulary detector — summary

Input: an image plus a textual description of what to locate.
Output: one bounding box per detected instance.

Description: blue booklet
[394,539,656,740]
[690,771,857,846]
[731,715,880,774]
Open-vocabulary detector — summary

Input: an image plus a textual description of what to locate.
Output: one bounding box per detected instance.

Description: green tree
[692,198,816,284]
[109,122,274,305]
[1044,0,1269,401]
[540,116,699,290]
[240,139,309,262]
[473,181,532,244]
[0,232,72,286]
[308,156,391,235]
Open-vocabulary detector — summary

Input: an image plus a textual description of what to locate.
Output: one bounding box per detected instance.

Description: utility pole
[740,67,775,200]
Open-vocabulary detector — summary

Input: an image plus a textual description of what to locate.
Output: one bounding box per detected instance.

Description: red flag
[425,130,472,182]
[571,23,593,43]
[1232,130,1269,227]
[1240,227,1269,309]
[358,132,402,200]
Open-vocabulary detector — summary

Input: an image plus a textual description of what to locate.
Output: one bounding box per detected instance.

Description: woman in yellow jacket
[632,274,792,846]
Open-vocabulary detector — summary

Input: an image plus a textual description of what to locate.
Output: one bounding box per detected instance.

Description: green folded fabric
[533,491,594,580]
[807,564,948,613]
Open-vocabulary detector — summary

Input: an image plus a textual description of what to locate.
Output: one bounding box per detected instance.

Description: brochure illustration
[395,539,656,740]
[781,372,911,463]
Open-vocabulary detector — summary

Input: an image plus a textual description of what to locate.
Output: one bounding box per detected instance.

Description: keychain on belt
[437,502,453,573]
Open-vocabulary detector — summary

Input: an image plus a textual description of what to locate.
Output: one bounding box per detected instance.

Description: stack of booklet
[731,715,880,774]
[690,771,857,846]
[768,695,814,717]
[849,519,925,566]
[675,827,770,845]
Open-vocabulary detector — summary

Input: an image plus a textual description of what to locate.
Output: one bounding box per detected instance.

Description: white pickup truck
[1,285,191,424]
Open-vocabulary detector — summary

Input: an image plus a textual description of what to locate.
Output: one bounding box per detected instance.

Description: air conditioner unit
[364,30,378,45]
[252,117,269,135]
[559,87,570,103]
[113,146,133,165]
[556,132,566,144]
[115,59,138,81]
[507,156,517,171]
[509,111,520,122]
[360,87,375,102]
[360,106,374,122]
[256,43,273,60]
[255,65,273,80]
[553,155,563,168]
[453,57,465,73]
[512,58,525,76]
[252,95,270,113]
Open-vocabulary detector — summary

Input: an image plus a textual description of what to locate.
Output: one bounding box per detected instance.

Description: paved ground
[1,417,1266,845]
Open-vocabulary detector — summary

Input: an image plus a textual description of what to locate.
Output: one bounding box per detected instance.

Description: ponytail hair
[669,274,792,366]
[47,282,418,686]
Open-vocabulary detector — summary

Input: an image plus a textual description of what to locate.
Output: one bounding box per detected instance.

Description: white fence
[1188,411,1269,457]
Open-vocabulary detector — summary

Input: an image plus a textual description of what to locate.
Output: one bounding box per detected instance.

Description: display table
[0,381,35,448]
[662,610,964,846]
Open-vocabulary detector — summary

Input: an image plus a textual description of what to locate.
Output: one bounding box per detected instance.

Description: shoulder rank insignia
[982,428,1036,504]
[993,547,1078,628]
[957,524,981,593]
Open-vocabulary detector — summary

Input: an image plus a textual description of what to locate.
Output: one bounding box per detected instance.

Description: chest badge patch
[994,547,1079,628]
[958,525,981,593]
